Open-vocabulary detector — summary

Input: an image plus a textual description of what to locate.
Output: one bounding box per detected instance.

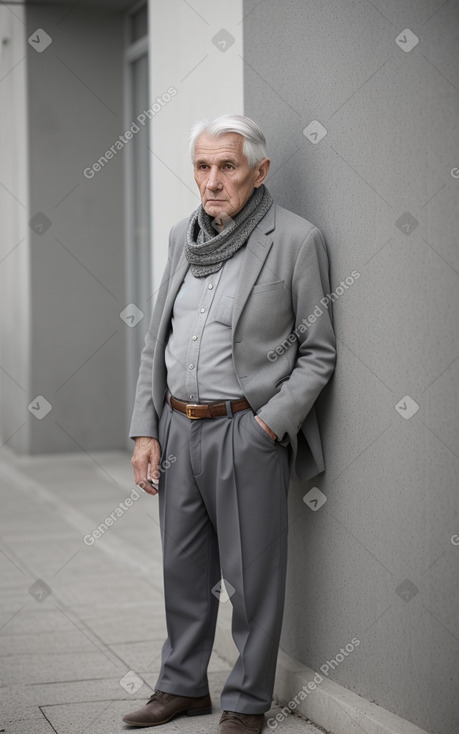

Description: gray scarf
[185,184,273,277]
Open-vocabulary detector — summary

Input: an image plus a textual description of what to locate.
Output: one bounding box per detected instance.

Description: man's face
[193,132,270,220]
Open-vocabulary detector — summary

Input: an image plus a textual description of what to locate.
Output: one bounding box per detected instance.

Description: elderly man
[123,115,336,733]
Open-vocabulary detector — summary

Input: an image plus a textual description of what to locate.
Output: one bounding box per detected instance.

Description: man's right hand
[131,437,162,496]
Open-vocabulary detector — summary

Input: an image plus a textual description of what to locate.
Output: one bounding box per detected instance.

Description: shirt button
[192,335,198,341]
[188,363,194,370]
[208,283,213,290]
[200,307,205,313]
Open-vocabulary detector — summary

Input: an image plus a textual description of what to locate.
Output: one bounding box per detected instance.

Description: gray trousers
[155,402,290,714]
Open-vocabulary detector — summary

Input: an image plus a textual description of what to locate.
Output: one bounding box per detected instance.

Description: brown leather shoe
[219,711,265,732]
[122,689,212,727]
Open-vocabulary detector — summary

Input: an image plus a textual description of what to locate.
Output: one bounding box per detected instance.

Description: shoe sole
[123,706,212,726]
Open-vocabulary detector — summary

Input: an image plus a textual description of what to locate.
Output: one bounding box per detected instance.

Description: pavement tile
[1,650,123,687]
[109,638,170,672]
[108,638,165,672]
[0,582,31,605]
[40,698,121,733]
[7,677,150,707]
[0,627,96,656]
[0,564,27,589]
[0,712,57,733]
[0,500,53,537]
[74,603,167,645]
[0,689,37,719]
[51,573,158,609]
[2,536,85,580]
[0,608,76,637]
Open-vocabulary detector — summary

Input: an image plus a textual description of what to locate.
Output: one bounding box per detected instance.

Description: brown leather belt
[168,393,250,420]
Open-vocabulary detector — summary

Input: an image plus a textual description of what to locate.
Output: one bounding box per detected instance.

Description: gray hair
[189,114,267,169]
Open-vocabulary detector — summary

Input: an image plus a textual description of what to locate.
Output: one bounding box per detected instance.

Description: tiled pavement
[0,447,325,734]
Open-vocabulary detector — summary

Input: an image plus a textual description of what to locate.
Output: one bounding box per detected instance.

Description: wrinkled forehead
[193,132,246,163]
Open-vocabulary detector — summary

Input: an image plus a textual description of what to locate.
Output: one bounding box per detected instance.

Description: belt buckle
[185,404,202,419]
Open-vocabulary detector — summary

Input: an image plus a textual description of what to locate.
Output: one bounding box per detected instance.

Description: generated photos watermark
[83,86,177,179]
[267,270,360,363]
[83,485,143,546]
[267,637,361,729]
[83,454,175,546]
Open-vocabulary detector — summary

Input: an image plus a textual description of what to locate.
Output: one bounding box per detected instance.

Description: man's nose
[206,168,222,190]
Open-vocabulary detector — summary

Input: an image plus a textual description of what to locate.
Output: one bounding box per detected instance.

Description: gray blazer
[129,203,336,480]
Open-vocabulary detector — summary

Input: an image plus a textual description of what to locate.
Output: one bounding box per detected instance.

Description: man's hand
[131,437,161,496]
[254,415,277,441]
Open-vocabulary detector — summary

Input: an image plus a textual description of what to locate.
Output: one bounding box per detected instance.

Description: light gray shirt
[165,246,246,402]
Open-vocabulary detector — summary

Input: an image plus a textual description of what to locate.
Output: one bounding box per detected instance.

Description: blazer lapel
[232,204,276,328]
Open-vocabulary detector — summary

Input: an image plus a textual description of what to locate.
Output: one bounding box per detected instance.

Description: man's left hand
[255,415,277,441]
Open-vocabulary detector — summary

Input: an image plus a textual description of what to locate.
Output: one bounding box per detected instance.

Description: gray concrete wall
[0,5,31,454]
[243,2,459,733]
[13,4,126,453]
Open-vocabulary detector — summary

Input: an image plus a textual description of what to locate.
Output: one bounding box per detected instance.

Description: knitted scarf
[185,184,273,277]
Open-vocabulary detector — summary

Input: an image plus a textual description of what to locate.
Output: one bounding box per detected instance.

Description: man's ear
[254,158,271,187]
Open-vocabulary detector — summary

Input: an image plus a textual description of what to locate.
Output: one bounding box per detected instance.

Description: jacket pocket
[251,279,285,294]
